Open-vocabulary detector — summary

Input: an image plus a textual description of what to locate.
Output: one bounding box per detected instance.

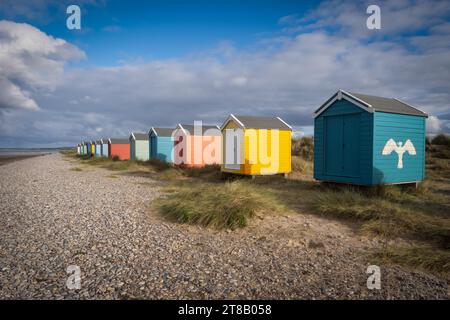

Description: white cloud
[427,115,443,134]
[1,0,450,147]
[0,20,85,111]
[230,76,248,87]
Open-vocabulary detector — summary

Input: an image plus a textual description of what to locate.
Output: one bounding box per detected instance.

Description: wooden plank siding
[221,118,291,175]
[372,112,426,184]
[314,100,373,185]
[150,136,174,163]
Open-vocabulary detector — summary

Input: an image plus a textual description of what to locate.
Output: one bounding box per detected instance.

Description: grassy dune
[156,181,281,229]
[63,138,450,276]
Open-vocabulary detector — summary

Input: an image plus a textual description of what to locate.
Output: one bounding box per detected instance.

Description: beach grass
[64,143,450,275]
[156,180,281,229]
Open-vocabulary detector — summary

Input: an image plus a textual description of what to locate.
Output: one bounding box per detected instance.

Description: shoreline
[0,154,49,166]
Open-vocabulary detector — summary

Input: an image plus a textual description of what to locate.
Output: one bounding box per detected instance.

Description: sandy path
[0,153,447,299]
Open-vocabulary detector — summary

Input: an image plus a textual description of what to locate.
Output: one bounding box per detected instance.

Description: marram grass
[156,181,279,229]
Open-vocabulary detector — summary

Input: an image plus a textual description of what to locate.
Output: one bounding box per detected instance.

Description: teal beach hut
[101,138,109,157]
[95,140,102,157]
[130,132,150,161]
[86,141,92,157]
[313,90,428,185]
[148,127,174,163]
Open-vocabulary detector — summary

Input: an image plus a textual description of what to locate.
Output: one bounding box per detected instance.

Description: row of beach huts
[76,90,429,186]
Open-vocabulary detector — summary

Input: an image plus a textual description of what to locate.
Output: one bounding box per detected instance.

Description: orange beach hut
[173,123,221,167]
[108,138,130,160]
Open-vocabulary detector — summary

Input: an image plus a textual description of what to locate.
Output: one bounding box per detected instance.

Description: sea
[0,148,71,157]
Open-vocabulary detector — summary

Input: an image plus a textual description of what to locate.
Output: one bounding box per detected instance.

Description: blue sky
[6,0,319,66]
[0,0,449,147]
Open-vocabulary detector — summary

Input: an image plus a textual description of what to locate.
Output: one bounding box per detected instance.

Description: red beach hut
[108,138,130,160]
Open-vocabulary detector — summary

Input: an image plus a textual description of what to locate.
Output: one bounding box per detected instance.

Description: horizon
[0,0,449,148]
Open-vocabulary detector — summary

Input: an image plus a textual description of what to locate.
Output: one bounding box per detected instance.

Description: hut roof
[109,138,129,144]
[178,124,221,136]
[130,132,149,141]
[221,114,292,130]
[315,90,428,118]
[149,127,174,137]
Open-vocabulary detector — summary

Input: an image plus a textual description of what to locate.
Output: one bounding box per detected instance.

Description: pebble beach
[0,153,447,299]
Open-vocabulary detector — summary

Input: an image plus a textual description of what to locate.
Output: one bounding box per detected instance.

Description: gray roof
[151,127,174,137]
[109,138,129,144]
[232,115,292,130]
[180,124,221,136]
[130,132,149,141]
[96,140,102,144]
[101,138,109,144]
[316,90,428,117]
[349,92,427,117]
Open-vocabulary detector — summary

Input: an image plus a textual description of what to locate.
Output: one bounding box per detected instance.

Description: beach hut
[101,139,109,157]
[95,140,102,157]
[76,144,80,155]
[86,141,92,157]
[313,90,428,185]
[173,123,221,167]
[108,138,130,160]
[83,142,88,155]
[220,115,292,176]
[90,141,95,156]
[148,127,174,163]
[129,132,150,161]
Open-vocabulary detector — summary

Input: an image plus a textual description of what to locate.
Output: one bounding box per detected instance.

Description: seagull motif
[382,139,416,169]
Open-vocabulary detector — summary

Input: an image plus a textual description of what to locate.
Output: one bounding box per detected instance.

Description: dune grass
[311,188,450,244]
[156,181,281,229]
[307,145,450,276]
[64,145,450,275]
[374,245,450,275]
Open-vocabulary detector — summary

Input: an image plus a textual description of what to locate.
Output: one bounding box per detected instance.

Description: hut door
[150,136,157,158]
[342,114,360,177]
[224,128,242,170]
[325,114,360,177]
[325,115,344,176]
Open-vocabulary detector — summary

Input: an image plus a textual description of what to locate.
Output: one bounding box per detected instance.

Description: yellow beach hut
[220,114,292,177]
[90,140,96,156]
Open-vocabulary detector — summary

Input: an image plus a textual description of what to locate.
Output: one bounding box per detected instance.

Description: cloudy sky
[0,0,449,147]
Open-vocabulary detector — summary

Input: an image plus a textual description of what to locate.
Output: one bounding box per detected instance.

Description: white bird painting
[382,139,416,169]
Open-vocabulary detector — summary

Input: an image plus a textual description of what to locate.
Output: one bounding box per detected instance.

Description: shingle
[233,115,291,130]
[348,92,427,117]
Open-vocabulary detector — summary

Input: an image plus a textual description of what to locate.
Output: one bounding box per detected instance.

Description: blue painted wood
[343,113,360,178]
[95,144,102,157]
[149,132,173,163]
[150,135,157,158]
[102,143,109,157]
[324,115,344,176]
[314,98,426,185]
[372,112,425,184]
